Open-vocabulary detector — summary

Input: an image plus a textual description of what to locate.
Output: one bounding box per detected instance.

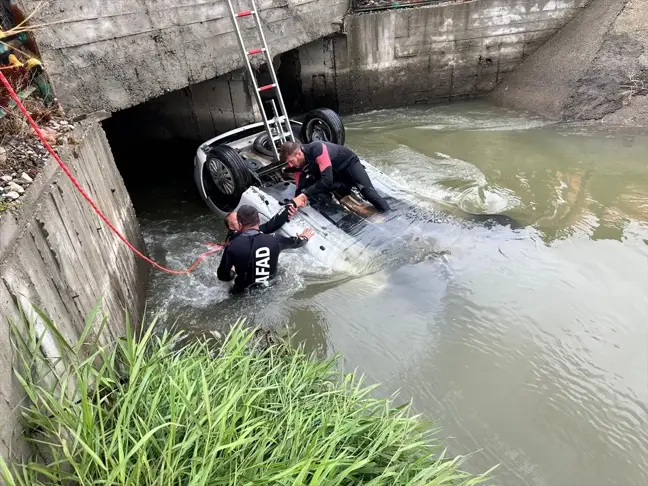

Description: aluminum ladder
[226,0,295,161]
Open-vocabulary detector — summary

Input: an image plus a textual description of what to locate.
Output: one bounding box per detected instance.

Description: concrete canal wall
[295,0,592,113]
[0,122,149,461]
[13,0,349,117]
[491,0,648,125]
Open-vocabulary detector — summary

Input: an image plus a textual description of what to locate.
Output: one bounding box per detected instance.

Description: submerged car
[193,107,404,273]
[193,107,520,274]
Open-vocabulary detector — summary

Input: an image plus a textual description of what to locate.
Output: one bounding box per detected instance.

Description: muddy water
[138,100,648,485]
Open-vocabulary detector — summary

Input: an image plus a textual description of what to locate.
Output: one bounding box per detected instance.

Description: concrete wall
[14,0,349,116]
[489,0,638,121]
[0,122,149,460]
[295,0,591,113]
[105,68,261,141]
[596,0,648,126]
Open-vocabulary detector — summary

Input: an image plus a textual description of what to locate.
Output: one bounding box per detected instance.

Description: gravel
[0,117,75,213]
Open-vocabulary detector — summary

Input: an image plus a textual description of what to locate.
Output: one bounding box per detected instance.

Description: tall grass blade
[2,309,495,485]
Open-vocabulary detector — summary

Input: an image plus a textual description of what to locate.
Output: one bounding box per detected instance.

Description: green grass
[1,303,495,485]
[0,200,16,214]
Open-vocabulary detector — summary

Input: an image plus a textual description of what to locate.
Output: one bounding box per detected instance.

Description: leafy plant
[1,303,495,485]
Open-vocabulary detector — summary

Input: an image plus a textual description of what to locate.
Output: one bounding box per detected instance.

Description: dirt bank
[491,0,648,127]
[564,0,648,125]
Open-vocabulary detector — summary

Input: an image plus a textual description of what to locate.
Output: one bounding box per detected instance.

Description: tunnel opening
[103,38,340,216]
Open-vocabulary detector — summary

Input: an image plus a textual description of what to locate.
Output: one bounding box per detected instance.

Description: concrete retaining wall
[296,0,591,113]
[490,0,647,125]
[105,68,261,141]
[0,122,149,461]
[14,0,349,116]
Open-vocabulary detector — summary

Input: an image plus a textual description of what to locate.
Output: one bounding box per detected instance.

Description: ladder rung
[248,48,263,55]
[236,10,253,17]
[258,84,275,92]
[272,132,293,141]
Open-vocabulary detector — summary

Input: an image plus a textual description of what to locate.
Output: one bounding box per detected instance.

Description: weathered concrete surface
[0,122,149,461]
[490,0,633,120]
[293,0,591,113]
[105,68,261,141]
[13,0,349,116]
[572,0,648,125]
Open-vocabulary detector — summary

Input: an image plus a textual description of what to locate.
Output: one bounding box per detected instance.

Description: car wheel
[253,123,302,159]
[300,108,345,146]
[204,145,252,215]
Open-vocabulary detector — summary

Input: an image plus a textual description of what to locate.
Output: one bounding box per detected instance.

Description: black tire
[204,145,252,214]
[253,124,302,159]
[300,108,345,145]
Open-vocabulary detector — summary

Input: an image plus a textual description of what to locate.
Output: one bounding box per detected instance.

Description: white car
[193,107,405,273]
[193,108,518,274]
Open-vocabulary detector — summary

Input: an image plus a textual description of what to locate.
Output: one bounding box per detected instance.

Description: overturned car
[193,108,400,273]
[193,107,519,275]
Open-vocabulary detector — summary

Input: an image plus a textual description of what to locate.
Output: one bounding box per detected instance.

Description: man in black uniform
[217,205,313,293]
[280,141,390,213]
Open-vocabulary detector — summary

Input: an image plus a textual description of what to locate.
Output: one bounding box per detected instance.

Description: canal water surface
[134,100,648,485]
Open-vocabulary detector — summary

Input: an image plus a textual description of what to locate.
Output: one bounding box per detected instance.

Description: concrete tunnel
[102,39,339,203]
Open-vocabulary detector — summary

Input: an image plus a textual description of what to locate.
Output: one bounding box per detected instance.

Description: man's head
[280,141,305,169]
[237,205,260,230]
[225,211,240,232]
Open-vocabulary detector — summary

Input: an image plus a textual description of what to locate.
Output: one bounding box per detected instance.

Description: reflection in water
[138,100,648,486]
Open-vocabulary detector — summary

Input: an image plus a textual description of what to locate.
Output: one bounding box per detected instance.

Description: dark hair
[237,205,260,228]
[280,141,301,162]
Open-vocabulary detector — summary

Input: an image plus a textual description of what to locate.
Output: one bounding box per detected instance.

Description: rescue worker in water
[223,196,304,245]
[280,140,391,213]
[217,205,313,293]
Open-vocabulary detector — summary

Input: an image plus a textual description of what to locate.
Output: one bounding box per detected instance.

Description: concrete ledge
[14,0,350,115]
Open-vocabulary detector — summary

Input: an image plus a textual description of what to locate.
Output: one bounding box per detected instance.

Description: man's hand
[298,228,314,240]
[287,204,298,219]
[293,193,308,208]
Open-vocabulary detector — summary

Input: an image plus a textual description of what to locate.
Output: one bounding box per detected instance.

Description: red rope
[0,71,222,275]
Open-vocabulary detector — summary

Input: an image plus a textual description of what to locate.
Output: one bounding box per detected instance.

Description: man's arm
[260,207,290,234]
[275,235,309,251]
[303,143,334,198]
[275,228,314,251]
[216,247,235,282]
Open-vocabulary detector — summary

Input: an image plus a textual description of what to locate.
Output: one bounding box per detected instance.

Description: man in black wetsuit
[223,200,301,245]
[217,205,313,294]
[280,141,390,213]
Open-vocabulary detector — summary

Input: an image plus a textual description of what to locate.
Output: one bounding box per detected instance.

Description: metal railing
[352,0,445,12]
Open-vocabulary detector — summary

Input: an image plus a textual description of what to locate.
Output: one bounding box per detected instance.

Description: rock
[32,127,58,145]
[59,120,68,126]
[10,172,16,178]
[8,182,24,194]
[5,191,20,200]
[0,147,6,165]
[1,175,12,183]
[20,172,34,183]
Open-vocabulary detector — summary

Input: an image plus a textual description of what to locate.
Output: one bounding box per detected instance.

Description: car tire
[204,145,252,215]
[300,108,345,146]
[253,124,302,159]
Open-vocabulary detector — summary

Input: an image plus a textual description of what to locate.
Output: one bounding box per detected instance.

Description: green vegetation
[1,305,494,485]
[0,200,15,214]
